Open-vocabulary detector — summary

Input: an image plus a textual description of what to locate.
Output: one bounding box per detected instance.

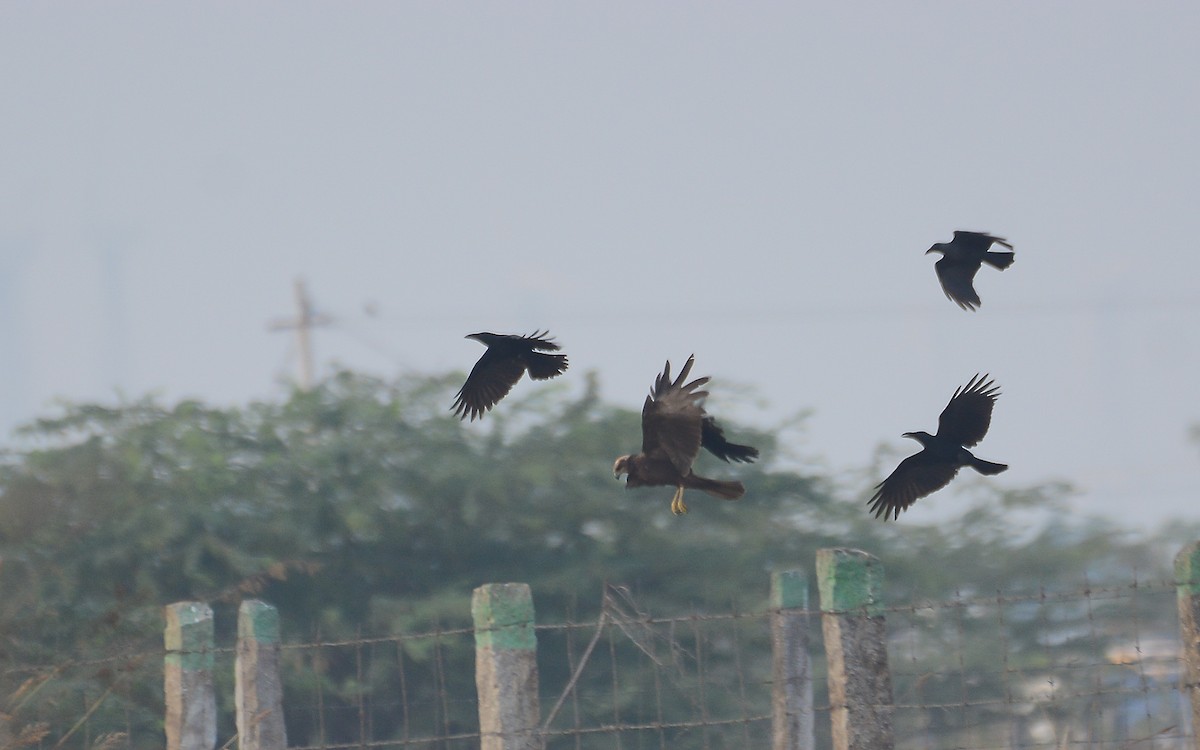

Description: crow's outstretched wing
[516,330,569,380]
[936,374,1000,448]
[641,356,708,474]
[953,231,1012,251]
[868,454,960,520]
[950,229,1008,249]
[700,417,759,463]
[934,256,983,311]
[519,330,563,352]
[452,350,524,421]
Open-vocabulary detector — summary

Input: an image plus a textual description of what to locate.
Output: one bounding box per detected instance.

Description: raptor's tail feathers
[688,475,745,500]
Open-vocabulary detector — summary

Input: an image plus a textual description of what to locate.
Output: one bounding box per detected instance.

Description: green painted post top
[164,601,214,671]
[1175,542,1200,599]
[472,583,536,651]
[770,569,809,610]
[238,600,281,644]
[816,548,884,617]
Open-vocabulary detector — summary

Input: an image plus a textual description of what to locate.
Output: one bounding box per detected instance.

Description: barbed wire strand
[395,643,410,749]
[4,576,1195,748]
[1082,574,1101,745]
[1130,568,1169,745]
[730,600,752,750]
[606,622,622,750]
[997,588,1016,736]
[651,620,667,750]
[354,631,365,749]
[562,601,583,750]
[953,588,969,736]
[431,624,450,750]
[540,610,608,733]
[316,632,328,747]
[9,576,1178,680]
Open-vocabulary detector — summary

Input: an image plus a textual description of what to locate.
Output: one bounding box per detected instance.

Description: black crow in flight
[451,331,568,421]
[613,356,758,515]
[926,231,1015,310]
[868,374,1007,520]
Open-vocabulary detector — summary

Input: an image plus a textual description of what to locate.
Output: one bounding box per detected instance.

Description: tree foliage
[0,370,1192,748]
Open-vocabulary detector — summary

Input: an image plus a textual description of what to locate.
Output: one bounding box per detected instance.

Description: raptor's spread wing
[641,356,708,474]
[936,374,1000,448]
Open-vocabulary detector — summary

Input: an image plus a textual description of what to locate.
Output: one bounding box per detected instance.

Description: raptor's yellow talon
[670,487,688,515]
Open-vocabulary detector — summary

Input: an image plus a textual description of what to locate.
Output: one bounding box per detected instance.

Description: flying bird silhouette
[868,374,1008,520]
[926,231,1015,310]
[451,331,568,421]
[613,355,758,515]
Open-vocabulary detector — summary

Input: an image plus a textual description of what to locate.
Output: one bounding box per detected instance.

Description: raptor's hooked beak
[612,456,629,479]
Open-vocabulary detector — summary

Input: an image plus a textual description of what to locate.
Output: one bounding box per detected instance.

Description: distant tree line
[0,370,1194,748]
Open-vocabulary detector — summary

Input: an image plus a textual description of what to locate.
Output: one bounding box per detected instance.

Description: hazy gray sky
[2,4,1198,529]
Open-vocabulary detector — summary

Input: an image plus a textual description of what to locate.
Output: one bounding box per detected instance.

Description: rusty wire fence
[884,577,1187,749]
[1,570,1194,749]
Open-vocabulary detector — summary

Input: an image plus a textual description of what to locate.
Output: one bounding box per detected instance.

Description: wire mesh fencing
[534,574,1191,749]
[536,585,775,750]
[279,626,480,750]
[885,577,1187,749]
[1,644,165,750]
[3,549,1198,750]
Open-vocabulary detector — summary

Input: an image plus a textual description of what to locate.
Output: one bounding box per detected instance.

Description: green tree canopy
[1,370,1193,748]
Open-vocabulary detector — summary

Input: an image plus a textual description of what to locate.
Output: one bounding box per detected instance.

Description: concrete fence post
[771,569,814,750]
[1176,541,1200,748]
[235,600,287,750]
[164,601,216,750]
[472,583,542,750]
[816,548,894,750]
